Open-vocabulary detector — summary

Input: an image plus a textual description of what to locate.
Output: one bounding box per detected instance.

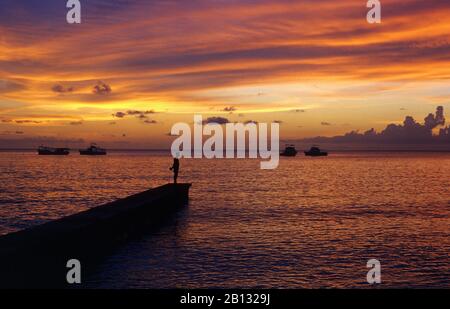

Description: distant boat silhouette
[38,146,70,155]
[79,144,107,155]
[304,146,328,157]
[280,144,298,157]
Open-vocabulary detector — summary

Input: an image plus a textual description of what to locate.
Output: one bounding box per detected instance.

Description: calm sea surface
[0,151,449,288]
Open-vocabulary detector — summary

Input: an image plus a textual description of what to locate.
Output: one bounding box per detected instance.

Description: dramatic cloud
[303,107,449,145]
[2,0,449,109]
[0,0,449,148]
[113,110,157,119]
[223,106,237,112]
[424,106,445,129]
[111,110,159,127]
[126,110,144,116]
[92,81,112,95]
[69,121,83,126]
[203,117,230,125]
[321,122,332,126]
[113,112,127,118]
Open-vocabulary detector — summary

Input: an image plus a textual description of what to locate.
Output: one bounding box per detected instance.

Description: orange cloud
[0,0,449,147]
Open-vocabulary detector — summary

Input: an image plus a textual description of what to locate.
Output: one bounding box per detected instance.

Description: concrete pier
[0,183,191,288]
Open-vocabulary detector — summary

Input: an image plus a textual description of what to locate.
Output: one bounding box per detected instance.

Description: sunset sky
[1,0,449,148]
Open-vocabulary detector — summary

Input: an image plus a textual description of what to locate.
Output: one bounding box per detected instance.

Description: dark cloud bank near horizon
[300,107,449,147]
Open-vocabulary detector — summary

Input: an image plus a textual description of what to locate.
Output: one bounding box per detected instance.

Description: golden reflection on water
[0,151,449,287]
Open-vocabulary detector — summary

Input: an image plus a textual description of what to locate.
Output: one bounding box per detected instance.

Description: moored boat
[304,146,328,157]
[38,146,70,155]
[280,144,298,157]
[79,144,107,155]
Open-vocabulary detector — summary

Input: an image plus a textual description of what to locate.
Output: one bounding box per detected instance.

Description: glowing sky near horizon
[0,0,449,148]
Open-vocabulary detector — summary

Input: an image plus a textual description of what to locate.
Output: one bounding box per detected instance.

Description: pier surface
[0,183,191,288]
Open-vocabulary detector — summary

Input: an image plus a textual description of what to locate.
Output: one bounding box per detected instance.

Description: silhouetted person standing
[170,157,180,184]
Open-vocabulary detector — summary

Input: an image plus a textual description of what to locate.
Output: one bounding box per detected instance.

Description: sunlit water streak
[0,151,449,288]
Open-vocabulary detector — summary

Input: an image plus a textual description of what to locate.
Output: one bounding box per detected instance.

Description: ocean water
[0,151,449,288]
